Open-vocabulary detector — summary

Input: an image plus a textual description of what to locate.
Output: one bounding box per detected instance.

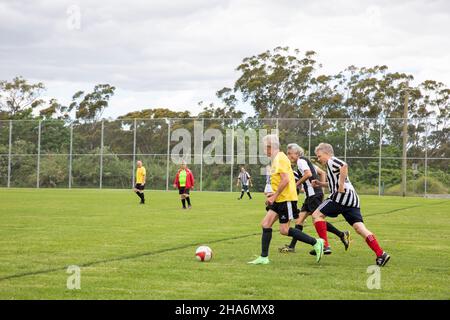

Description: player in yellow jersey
[134,160,146,204]
[248,135,324,265]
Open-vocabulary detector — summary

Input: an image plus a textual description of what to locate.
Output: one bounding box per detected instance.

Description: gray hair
[287,143,305,156]
[262,134,280,149]
[315,143,334,155]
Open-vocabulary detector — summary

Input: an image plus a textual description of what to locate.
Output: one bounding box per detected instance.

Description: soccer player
[173,161,195,209]
[311,143,391,267]
[236,166,253,200]
[134,160,146,204]
[279,143,350,255]
[248,134,324,265]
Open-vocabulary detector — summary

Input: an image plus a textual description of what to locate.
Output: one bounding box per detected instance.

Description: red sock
[314,221,329,247]
[366,234,384,257]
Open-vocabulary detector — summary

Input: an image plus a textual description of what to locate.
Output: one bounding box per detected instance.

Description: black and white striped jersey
[295,157,323,198]
[326,156,360,208]
[238,171,251,186]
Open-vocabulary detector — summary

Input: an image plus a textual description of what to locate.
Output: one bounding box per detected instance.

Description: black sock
[181,199,186,208]
[140,193,145,202]
[135,191,141,199]
[247,192,252,199]
[289,224,304,248]
[240,192,244,199]
[186,197,191,206]
[261,228,272,257]
[326,222,344,238]
[288,227,316,246]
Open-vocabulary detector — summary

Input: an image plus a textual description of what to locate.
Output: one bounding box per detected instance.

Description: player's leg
[248,210,278,265]
[278,202,324,262]
[179,188,187,209]
[185,189,192,208]
[280,211,309,252]
[245,185,252,199]
[134,184,144,203]
[238,187,244,200]
[139,185,145,204]
[345,210,390,266]
[311,200,331,249]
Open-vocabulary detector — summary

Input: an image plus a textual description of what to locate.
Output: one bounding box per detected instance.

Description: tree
[0,76,45,119]
[220,46,321,119]
[69,84,116,122]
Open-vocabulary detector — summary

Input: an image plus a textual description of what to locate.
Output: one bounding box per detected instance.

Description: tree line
[0,47,448,194]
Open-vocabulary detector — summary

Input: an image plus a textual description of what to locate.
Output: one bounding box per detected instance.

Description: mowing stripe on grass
[0,200,446,282]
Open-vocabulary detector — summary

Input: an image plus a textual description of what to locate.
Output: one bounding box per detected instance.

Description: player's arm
[173,171,179,188]
[296,159,312,187]
[338,164,348,193]
[143,168,147,185]
[236,176,241,187]
[315,165,328,187]
[296,169,312,187]
[311,165,328,188]
[267,172,289,204]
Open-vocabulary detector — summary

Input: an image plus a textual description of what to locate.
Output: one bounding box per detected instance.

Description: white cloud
[1,0,449,117]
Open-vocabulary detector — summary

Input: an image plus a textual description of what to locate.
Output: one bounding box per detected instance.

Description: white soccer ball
[195,246,213,262]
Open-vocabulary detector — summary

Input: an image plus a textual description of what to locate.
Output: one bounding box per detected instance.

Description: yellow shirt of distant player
[136,167,146,184]
[270,152,298,202]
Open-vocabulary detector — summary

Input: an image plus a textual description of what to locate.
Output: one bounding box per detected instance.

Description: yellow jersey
[270,152,298,202]
[136,167,146,184]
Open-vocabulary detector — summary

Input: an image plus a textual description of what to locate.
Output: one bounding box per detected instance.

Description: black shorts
[317,199,364,225]
[300,194,324,213]
[135,183,145,191]
[266,201,299,224]
[241,185,249,192]
[178,187,190,195]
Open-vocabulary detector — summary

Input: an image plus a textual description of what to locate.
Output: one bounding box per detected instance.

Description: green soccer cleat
[313,239,324,263]
[247,256,270,265]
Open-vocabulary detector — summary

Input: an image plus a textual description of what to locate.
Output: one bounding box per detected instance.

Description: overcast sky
[1,0,449,118]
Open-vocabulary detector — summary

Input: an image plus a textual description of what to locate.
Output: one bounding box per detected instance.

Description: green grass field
[0,188,449,300]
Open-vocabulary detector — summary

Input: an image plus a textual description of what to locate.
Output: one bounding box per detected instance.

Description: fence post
[200,119,204,192]
[424,119,428,197]
[230,123,234,192]
[308,119,312,159]
[132,119,137,188]
[99,120,104,189]
[378,122,383,196]
[7,120,12,188]
[166,119,171,191]
[36,120,41,188]
[401,89,409,197]
[344,119,348,162]
[69,124,73,189]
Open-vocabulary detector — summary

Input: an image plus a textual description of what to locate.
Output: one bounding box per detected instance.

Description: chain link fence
[0,118,448,197]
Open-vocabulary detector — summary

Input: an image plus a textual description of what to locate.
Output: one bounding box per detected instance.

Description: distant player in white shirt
[236,167,253,200]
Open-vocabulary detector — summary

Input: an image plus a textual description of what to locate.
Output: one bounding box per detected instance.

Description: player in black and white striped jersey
[236,167,253,200]
[278,143,350,254]
[311,143,391,267]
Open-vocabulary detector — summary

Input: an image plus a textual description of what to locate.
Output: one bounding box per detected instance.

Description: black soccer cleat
[376,252,391,267]
[340,231,351,251]
[310,246,332,255]
[279,244,295,253]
